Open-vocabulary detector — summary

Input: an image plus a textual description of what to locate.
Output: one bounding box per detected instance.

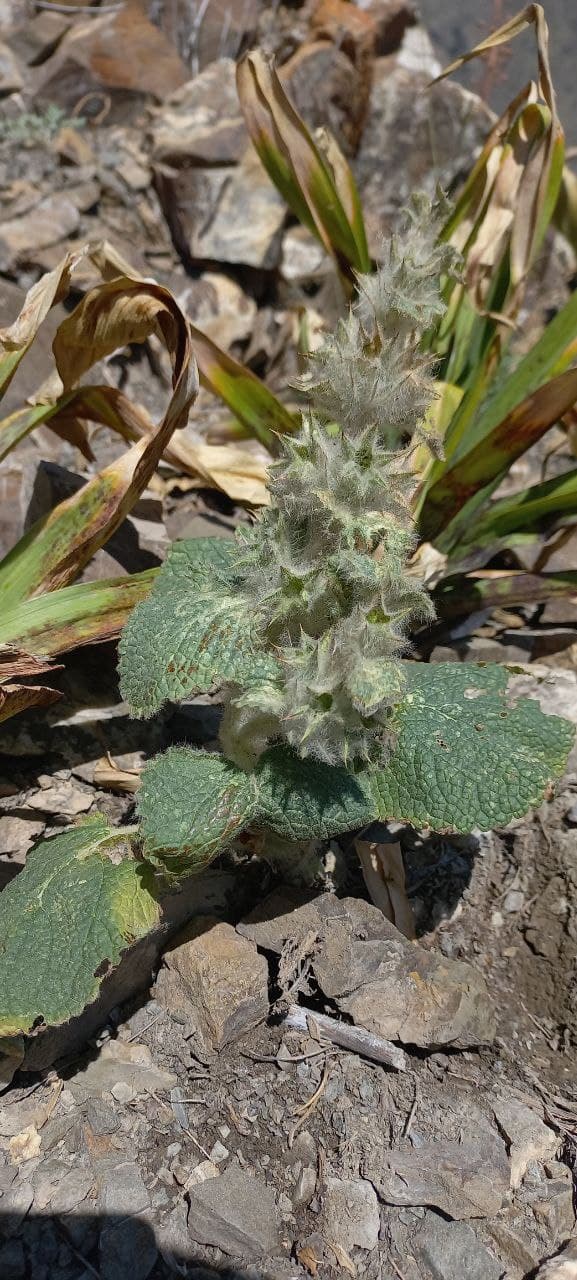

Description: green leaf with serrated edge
[0,816,159,1038]
[118,538,279,718]
[254,746,374,841]
[134,666,572,878]
[369,662,574,834]
[137,747,257,877]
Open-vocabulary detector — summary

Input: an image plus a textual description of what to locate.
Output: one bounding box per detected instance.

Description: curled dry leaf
[46,381,269,506]
[0,246,199,608]
[0,646,63,724]
[85,239,295,461]
[436,3,564,308]
[0,246,88,400]
[296,1245,320,1277]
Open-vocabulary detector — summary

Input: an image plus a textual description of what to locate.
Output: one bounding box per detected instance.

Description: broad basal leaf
[136,742,373,874]
[137,747,257,877]
[0,817,159,1038]
[254,746,374,840]
[370,662,574,832]
[133,662,573,878]
[119,538,279,717]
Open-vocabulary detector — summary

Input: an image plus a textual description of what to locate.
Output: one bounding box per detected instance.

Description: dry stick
[355,838,416,940]
[36,1,123,10]
[403,1078,419,1138]
[389,1257,410,1280]
[284,1004,408,1072]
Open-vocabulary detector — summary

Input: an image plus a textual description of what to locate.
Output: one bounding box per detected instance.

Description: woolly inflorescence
[221,193,459,769]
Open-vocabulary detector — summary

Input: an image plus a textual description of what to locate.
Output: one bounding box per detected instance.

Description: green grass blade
[458,465,577,548]
[0,571,157,656]
[419,367,577,543]
[190,324,299,448]
[433,569,577,622]
[237,51,370,277]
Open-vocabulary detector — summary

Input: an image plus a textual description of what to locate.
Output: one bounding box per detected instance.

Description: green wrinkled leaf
[0,816,159,1038]
[254,746,374,840]
[133,663,574,877]
[137,742,373,873]
[370,661,574,832]
[118,538,279,718]
[137,747,257,877]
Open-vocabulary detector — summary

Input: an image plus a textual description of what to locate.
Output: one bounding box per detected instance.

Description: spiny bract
[223,192,459,769]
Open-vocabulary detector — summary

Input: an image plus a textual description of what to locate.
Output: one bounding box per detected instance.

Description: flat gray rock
[367,1131,509,1220]
[68,1039,177,1103]
[322,1177,380,1252]
[97,1161,150,1217]
[99,1217,157,1280]
[413,1210,504,1280]
[187,1163,281,1259]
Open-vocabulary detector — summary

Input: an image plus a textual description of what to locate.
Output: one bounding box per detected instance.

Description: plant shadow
[0,1209,277,1278]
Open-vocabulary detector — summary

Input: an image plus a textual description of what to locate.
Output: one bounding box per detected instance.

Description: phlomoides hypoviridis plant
[0,195,574,1050]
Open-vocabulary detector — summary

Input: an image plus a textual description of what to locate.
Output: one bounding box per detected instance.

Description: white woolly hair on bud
[223,191,460,770]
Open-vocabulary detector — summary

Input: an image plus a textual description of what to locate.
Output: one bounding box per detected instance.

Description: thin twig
[56,1222,102,1280]
[35,1,123,10]
[289,1063,331,1146]
[241,1047,332,1064]
[127,1013,162,1042]
[403,1078,419,1138]
[293,1066,331,1119]
[182,1128,212,1160]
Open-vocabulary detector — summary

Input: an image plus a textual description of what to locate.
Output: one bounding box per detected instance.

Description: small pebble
[111,1082,136,1104]
[209,1140,229,1164]
[503,890,525,913]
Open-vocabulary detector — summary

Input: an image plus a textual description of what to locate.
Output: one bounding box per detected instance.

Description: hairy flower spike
[225,193,459,769]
